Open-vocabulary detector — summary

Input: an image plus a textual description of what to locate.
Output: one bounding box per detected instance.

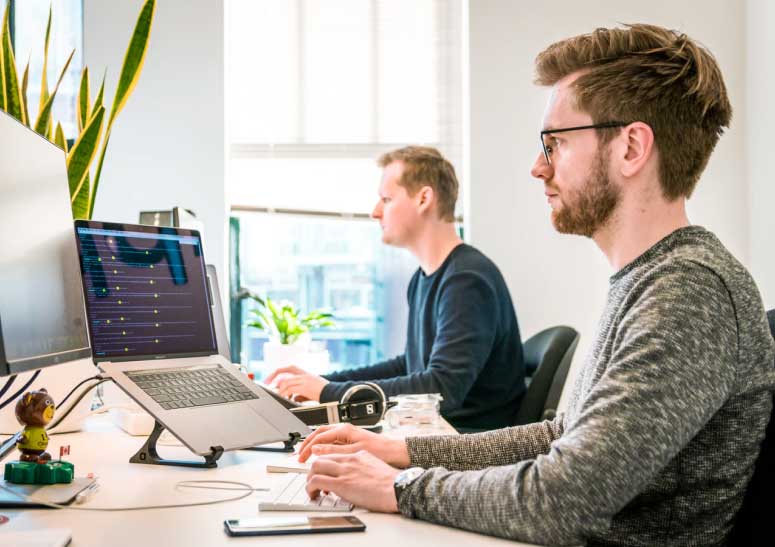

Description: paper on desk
[0,528,72,547]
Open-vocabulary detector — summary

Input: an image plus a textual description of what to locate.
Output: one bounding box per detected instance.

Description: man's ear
[619,121,655,178]
[416,186,434,214]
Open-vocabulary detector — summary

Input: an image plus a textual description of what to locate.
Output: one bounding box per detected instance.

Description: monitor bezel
[73,219,217,364]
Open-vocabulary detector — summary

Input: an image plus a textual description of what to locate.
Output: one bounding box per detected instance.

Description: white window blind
[226,0,464,216]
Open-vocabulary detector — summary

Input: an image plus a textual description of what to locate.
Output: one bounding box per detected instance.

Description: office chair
[727,309,775,546]
[512,325,579,425]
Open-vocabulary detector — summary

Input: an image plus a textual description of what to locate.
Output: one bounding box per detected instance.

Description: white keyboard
[259,472,353,512]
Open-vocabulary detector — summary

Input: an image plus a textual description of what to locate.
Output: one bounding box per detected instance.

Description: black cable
[47,378,111,431]
[0,369,40,410]
[57,374,104,408]
[0,375,16,400]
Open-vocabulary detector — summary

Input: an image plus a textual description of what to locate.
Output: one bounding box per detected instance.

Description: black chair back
[727,309,775,546]
[513,325,579,425]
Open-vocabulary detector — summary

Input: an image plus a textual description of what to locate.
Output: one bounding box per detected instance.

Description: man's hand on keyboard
[306,450,401,513]
[264,365,329,402]
[297,423,411,468]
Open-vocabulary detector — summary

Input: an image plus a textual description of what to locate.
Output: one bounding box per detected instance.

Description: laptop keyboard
[259,472,353,512]
[127,365,258,410]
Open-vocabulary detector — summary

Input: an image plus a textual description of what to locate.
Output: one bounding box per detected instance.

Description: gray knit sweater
[398,226,775,546]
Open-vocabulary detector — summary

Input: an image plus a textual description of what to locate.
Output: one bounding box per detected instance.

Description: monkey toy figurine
[14,388,56,463]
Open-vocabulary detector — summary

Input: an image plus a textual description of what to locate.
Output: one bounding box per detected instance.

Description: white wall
[83,0,227,288]
[747,0,775,311]
[467,0,748,391]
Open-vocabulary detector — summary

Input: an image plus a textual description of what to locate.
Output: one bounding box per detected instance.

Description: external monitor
[0,110,91,377]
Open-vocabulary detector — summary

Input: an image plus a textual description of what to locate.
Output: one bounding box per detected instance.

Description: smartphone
[224,515,366,537]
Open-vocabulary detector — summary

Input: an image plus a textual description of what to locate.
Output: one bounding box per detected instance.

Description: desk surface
[0,416,537,547]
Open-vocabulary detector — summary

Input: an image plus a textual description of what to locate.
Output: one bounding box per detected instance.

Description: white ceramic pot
[262,337,310,368]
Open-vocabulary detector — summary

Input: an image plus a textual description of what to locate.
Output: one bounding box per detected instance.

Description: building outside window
[226,0,464,375]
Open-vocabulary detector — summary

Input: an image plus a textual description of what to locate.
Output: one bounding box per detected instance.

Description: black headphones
[290,382,393,427]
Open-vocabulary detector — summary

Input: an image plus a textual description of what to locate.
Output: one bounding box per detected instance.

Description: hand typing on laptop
[265,365,329,402]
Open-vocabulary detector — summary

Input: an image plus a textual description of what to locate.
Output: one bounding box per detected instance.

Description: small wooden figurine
[14,388,55,463]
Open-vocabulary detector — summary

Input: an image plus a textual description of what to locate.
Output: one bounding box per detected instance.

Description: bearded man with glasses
[290,24,775,547]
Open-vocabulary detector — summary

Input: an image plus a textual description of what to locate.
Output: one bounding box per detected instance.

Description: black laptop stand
[129,420,224,468]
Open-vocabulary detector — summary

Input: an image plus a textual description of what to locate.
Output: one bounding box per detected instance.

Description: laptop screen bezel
[73,219,218,363]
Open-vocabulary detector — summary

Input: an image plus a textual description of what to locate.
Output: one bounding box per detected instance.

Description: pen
[74,482,100,504]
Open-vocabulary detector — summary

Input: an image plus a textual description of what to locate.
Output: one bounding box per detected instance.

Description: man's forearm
[406,417,564,471]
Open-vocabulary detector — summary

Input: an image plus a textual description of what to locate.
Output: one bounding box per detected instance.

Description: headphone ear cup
[339,382,388,426]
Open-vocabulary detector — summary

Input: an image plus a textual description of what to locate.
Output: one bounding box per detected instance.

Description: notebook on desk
[72,221,311,457]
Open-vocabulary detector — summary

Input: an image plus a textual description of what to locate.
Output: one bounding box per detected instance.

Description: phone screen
[224,515,366,536]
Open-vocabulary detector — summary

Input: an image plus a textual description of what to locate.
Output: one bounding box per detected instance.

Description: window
[226,0,464,372]
[9,0,83,139]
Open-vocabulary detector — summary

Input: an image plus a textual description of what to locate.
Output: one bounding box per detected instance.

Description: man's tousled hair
[377,146,458,221]
[535,23,732,199]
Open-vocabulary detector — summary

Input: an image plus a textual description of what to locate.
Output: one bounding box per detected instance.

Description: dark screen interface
[76,226,216,359]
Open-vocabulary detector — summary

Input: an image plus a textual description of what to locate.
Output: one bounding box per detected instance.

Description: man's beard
[551,146,620,237]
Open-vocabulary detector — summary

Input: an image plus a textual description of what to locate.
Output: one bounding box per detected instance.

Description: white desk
[0,417,538,546]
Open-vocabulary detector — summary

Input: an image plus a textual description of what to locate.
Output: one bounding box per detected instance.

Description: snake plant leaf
[77,67,89,133]
[1,2,25,123]
[54,121,68,153]
[34,48,74,135]
[91,71,105,119]
[108,0,155,128]
[38,4,52,116]
[90,0,155,219]
[70,172,90,220]
[68,105,105,217]
[21,58,30,127]
[0,1,7,111]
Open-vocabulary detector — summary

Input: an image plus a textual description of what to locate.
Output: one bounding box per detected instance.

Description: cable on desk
[46,377,111,431]
[0,370,40,410]
[0,480,263,511]
[0,375,16,400]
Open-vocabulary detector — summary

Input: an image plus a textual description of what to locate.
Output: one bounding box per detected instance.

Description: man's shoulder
[443,243,502,277]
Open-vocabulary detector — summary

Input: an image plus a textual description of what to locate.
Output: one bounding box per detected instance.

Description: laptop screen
[74,221,217,361]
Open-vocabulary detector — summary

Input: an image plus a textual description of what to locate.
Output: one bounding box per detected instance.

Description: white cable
[0,480,266,512]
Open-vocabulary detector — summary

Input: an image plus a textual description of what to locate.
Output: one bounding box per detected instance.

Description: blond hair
[377,146,458,221]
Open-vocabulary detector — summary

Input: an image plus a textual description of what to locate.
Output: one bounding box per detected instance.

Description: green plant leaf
[107,0,155,128]
[77,67,89,133]
[71,172,90,220]
[91,71,105,118]
[0,2,7,112]
[20,58,30,127]
[34,48,74,136]
[68,105,105,218]
[54,121,67,152]
[1,3,24,124]
[90,0,156,219]
[38,5,52,117]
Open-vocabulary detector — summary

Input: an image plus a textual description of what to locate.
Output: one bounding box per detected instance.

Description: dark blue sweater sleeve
[319,272,498,411]
[319,356,407,401]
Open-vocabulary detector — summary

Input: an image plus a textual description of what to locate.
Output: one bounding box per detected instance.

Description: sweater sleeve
[318,271,500,410]
[319,356,407,401]
[397,266,739,545]
[406,416,564,470]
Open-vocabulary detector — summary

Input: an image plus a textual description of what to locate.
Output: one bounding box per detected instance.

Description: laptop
[73,220,310,456]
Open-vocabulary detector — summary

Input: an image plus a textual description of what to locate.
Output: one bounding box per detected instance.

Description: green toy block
[3,460,74,485]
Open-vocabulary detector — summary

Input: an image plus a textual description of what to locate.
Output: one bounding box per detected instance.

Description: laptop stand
[244,432,302,453]
[129,420,224,468]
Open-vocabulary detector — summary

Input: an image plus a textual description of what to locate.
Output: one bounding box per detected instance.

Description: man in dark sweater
[292,24,775,546]
[265,146,526,431]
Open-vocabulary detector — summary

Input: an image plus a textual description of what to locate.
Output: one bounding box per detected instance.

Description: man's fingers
[298,425,338,461]
[312,443,361,457]
[265,365,303,384]
[306,474,339,499]
[310,457,345,477]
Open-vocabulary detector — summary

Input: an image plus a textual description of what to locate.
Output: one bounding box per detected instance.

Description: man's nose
[530,151,552,182]
[371,202,382,219]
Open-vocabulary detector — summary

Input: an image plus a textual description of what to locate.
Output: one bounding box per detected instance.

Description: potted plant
[247,296,335,368]
[0,0,155,219]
